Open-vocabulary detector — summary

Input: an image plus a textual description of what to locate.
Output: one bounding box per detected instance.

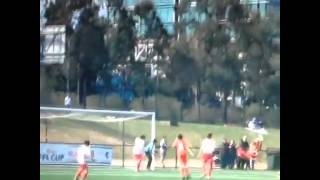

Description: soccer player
[237,136,250,170]
[133,135,146,172]
[198,133,216,180]
[249,136,263,170]
[144,139,157,171]
[228,139,237,169]
[73,140,94,180]
[159,136,168,168]
[172,134,194,180]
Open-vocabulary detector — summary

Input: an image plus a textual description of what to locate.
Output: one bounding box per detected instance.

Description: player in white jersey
[159,136,168,168]
[73,140,94,180]
[198,133,216,180]
[132,135,146,172]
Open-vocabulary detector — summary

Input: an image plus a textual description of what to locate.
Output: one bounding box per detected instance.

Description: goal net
[40,106,155,167]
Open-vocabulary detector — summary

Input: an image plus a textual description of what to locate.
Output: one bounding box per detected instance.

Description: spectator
[64,94,71,108]
[240,136,249,150]
[249,136,263,170]
[256,117,263,129]
[228,140,237,169]
[237,136,250,170]
[248,118,256,129]
[220,139,230,169]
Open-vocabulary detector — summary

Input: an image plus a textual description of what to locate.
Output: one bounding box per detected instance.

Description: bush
[262,108,280,128]
[105,94,125,110]
[244,103,280,128]
[40,91,280,128]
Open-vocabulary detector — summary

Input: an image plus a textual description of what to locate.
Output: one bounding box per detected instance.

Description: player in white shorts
[73,140,94,180]
[132,135,146,172]
[198,133,216,180]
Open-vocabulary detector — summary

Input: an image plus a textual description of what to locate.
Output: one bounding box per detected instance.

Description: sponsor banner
[40,143,112,165]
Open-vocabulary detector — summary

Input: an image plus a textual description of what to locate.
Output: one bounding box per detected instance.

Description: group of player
[132,133,219,180]
[132,133,264,180]
[72,133,263,180]
[132,135,167,171]
[235,135,263,170]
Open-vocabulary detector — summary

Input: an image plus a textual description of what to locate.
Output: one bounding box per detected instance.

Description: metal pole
[67,58,70,94]
[122,120,125,167]
[45,119,48,143]
[155,54,159,119]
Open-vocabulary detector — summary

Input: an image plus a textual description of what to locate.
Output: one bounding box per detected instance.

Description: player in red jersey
[249,136,263,170]
[172,134,194,180]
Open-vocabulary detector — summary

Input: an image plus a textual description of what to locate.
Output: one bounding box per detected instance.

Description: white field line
[40,172,277,180]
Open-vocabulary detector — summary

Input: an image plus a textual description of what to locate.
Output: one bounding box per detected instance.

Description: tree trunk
[155,73,159,118]
[77,64,80,106]
[242,103,246,123]
[259,100,262,116]
[170,114,178,126]
[78,69,87,109]
[197,98,201,122]
[223,93,229,124]
[142,93,145,109]
[232,91,236,106]
[83,78,87,108]
[142,78,145,110]
[180,104,184,122]
[197,80,201,122]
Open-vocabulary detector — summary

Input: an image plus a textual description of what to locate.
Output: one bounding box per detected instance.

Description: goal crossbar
[40,107,156,141]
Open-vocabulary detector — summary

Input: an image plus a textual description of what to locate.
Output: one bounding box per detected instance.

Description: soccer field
[40,166,279,180]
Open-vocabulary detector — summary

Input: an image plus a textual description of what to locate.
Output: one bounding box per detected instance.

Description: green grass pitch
[40,166,279,180]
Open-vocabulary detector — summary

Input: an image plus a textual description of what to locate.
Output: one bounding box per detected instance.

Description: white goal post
[40,106,156,168]
[40,106,156,141]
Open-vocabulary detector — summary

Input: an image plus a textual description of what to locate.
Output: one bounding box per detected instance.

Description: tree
[44,0,101,107]
[172,0,246,124]
[108,6,136,67]
[134,0,170,117]
[238,14,278,115]
[164,37,200,123]
[70,5,107,108]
